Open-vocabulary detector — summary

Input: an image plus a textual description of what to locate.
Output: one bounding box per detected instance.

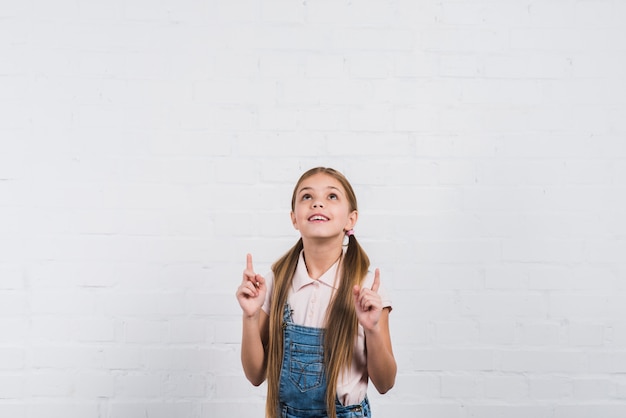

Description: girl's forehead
[298,173,344,191]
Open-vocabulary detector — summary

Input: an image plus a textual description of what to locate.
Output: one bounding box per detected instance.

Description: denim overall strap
[278,303,371,418]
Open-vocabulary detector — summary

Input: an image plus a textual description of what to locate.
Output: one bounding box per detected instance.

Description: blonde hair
[265,167,370,418]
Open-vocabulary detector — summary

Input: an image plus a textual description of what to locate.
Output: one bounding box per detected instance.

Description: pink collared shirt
[261,251,392,406]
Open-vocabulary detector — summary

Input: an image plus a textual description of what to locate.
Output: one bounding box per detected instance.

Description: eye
[302,193,312,200]
[328,193,338,200]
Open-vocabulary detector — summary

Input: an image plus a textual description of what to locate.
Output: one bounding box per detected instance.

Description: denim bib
[278,303,371,418]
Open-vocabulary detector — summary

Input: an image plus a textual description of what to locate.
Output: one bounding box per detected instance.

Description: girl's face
[290,172,357,240]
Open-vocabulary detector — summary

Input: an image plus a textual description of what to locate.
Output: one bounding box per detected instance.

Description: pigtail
[265,238,303,418]
[323,232,369,418]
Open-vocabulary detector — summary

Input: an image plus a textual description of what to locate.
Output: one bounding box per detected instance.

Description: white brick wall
[1,0,625,417]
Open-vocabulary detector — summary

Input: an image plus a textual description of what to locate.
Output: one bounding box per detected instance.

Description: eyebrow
[298,186,343,194]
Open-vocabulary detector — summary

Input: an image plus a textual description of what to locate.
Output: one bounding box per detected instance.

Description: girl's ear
[290,211,299,230]
[345,210,358,232]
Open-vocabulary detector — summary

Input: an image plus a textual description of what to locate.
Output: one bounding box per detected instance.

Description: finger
[238,283,256,298]
[246,253,254,272]
[363,297,380,312]
[371,268,380,293]
[254,274,265,289]
[359,295,369,311]
[363,296,375,312]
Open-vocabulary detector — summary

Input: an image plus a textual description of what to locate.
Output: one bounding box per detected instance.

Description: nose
[313,201,324,208]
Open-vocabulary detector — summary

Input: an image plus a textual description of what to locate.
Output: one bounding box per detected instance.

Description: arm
[236,254,270,386]
[353,269,397,394]
[241,309,269,386]
[363,308,396,393]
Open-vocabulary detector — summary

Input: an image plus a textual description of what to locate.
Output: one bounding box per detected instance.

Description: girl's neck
[301,238,343,280]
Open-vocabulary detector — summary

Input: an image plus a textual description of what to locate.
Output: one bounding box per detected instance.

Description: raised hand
[352,268,383,331]
[236,253,267,318]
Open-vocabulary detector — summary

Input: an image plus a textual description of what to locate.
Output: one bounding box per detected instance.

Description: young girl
[236,167,396,418]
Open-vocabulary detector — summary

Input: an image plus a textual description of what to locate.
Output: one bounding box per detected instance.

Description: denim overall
[278,303,371,418]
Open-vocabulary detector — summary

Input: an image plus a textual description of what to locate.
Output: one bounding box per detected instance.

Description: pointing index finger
[246,253,254,272]
[371,268,380,293]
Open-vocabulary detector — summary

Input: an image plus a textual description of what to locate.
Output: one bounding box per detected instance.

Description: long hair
[265,167,370,418]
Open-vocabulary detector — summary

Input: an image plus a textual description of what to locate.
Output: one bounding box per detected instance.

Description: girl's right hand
[236,253,267,318]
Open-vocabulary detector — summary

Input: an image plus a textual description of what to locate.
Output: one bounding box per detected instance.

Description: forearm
[241,313,267,386]
[364,311,396,393]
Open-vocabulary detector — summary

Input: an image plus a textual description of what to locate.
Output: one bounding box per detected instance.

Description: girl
[236,167,396,418]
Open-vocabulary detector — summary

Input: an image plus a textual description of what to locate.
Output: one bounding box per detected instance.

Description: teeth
[310,216,327,221]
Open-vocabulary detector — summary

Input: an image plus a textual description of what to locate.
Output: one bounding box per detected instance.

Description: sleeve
[261,270,274,315]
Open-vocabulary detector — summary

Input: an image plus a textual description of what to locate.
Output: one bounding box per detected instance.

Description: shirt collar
[292,250,340,291]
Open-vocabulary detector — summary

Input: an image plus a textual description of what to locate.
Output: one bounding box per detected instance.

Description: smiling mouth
[308,215,329,221]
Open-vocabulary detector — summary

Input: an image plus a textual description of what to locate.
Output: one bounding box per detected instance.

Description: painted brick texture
[1,1,626,417]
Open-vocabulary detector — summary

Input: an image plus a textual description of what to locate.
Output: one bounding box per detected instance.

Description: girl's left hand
[352,268,383,332]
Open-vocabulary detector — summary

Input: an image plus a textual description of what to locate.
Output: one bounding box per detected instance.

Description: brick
[460,292,547,319]
[462,79,543,106]
[588,352,626,373]
[30,290,96,315]
[483,375,528,400]
[261,0,305,23]
[0,348,24,370]
[74,372,116,398]
[167,319,208,344]
[110,402,195,418]
[480,321,516,346]
[25,403,99,418]
[554,405,626,418]
[0,319,27,343]
[572,378,611,400]
[0,264,22,290]
[501,350,588,373]
[202,401,269,418]
[0,374,24,399]
[394,291,455,320]
[72,318,117,342]
[213,374,265,399]
[30,346,103,369]
[441,374,480,398]
[388,373,440,400]
[393,52,438,78]
[332,28,414,51]
[349,106,393,132]
[550,292,626,320]
[115,373,162,398]
[124,319,165,343]
[27,371,72,397]
[484,52,571,79]
[348,54,393,79]
[529,376,572,399]
[502,239,583,263]
[422,28,508,53]
[411,349,495,372]
[163,373,206,397]
[517,321,563,346]
[434,320,479,345]
[467,405,553,418]
[0,292,27,316]
[101,346,143,371]
[568,322,605,347]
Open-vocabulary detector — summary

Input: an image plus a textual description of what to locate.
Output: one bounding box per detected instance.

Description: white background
[1,1,626,417]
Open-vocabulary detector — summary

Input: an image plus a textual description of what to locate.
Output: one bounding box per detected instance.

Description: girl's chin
[302,232,343,240]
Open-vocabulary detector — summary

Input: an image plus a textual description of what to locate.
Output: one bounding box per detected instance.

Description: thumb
[255,274,266,287]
